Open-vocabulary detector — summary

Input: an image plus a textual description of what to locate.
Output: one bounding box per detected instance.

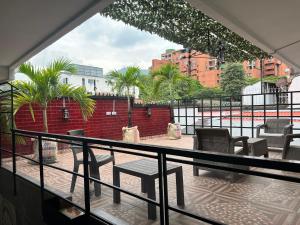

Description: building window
[63,77,68,84]
[248,60,256,69]
[208,59,217,70]
[82,78,85,87]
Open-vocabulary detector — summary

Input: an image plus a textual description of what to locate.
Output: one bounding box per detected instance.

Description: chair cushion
[234,146,244,154]
[259,133,284,137]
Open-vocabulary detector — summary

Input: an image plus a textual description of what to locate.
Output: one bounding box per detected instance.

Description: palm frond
[57,84,95,120]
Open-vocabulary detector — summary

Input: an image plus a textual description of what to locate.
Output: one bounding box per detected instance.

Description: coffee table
[113,159,185,220]
[236,138,268,157]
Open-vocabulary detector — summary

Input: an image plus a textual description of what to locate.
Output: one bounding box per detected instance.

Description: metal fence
[174,91,300,137]
[0,82,300,225]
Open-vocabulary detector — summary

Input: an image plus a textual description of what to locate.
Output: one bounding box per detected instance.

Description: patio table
[236,137,268,157]
[113,159,185,220]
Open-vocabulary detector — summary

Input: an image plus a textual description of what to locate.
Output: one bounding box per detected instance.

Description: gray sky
[15,14,182,80]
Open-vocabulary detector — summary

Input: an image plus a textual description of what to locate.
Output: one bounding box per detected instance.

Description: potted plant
[106,67,141,143]
[14,58,95,163]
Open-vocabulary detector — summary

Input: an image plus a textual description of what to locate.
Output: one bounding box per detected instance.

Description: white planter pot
[122,126,140,143]
[167,123,182,140]
[32,138,58,164]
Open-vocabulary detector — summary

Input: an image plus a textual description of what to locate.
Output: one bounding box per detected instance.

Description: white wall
[60,73,110,95]
[60,73,140,98]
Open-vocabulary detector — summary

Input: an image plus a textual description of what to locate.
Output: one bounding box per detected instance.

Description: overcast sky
[15,14,182,80]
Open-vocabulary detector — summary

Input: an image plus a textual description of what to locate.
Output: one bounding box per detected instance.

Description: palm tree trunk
[42,107,48,132]
[127,89,132,128]
[169,83,175,123]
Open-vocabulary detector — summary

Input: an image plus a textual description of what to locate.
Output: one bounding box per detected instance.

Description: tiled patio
[3,135,300,225]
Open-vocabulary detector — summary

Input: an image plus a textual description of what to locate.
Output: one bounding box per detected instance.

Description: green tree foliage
[245,77,260,86]
[197,87,224,98]
[138,74,164,104]
[16,58,95,132]
[220,63,246,98]
[175,77,203,99]
[152,63,186,102]
[102,0,268,62]
[106,66,141,127]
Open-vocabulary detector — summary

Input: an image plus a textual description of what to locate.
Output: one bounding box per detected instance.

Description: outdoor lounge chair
[193,128,249,176]
[282,134,300,160]
[256,119,293,149]
[67,129,115,196]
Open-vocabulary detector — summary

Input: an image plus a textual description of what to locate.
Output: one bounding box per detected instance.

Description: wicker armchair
[282,134,300,160]
[193,128,249,176]
[256,119,293,148]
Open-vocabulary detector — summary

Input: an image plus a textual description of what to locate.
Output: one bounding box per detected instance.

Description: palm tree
[15,58,95,132]
[138,74,163,104]
[152,63,185,123]
[106,66,141,127]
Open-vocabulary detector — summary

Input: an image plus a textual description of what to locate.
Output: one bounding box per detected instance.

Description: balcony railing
[0,129,298,225]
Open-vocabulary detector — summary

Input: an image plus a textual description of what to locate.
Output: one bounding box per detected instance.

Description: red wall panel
[13,98,170,154]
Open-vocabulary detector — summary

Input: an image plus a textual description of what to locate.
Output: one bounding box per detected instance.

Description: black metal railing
[1,129,298,225]
[174,91,300,137]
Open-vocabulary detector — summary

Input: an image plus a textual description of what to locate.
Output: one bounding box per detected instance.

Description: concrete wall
[0,169,45,225]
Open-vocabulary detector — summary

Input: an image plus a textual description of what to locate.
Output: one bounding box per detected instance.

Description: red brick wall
[15,98,170,140]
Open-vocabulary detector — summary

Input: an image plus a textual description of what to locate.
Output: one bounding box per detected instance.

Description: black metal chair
[67,129,115,196]
[193,128,249,176]
[282,133,300,160]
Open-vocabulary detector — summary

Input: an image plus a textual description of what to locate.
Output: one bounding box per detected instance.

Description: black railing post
[162,153,169,225]
[220,97,222,128]
[177,100,180,123]
[276,89,279,118]
[229,97,232,134]
[10,84,16,195]
[240,96,243,136]
[251,95,254,138]
[38,135,45,214]
[193,99,196,135]
[11,129,16,195]
[201,98,204,128]
[210,98,213,128]
[82,141,90,216]
[158,153,165,225]
[185,100,188,134]
[263,93,266,124]
[290,92,293,128]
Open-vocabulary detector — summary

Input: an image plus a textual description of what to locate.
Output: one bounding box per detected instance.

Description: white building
[60,64,111,95]
[288,75,300,107]
[60,64,139,98]
[242,81,278,105]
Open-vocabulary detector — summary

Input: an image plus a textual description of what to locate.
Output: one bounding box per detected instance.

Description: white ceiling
[188,0,300,73]
[0,0,113,81]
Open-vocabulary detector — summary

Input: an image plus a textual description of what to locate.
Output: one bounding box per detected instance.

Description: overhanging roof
[0,0,113,81]
[188,0,300,73]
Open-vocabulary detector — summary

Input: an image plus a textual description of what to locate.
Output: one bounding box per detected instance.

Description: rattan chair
[282,134,300,160]
[193,128,249,176]
[67,129,115,196]
[256,119,293,148]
